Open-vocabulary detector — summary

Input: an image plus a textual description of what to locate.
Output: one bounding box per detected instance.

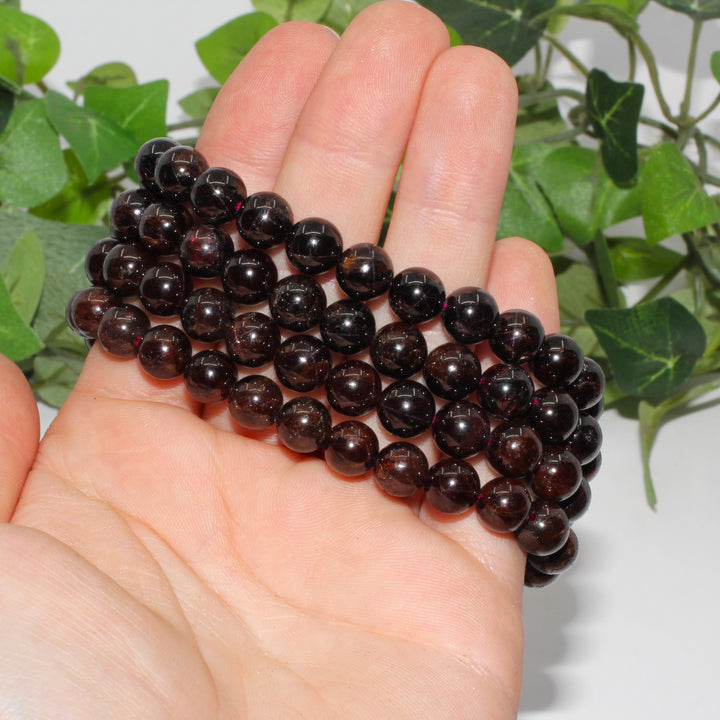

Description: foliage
[1,0,720,505]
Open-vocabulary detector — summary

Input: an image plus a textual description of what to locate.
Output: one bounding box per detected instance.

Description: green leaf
[653,0,720,19]
[29,149,113,225]
[446,24,464,47]
[586,297,706,398]
[537,145,642,246]
[497,143,564,252]
[67,62,138,97]
[515,80,569,144]
[0,85,12,135]
[419,0,555,65]
[32,350,86,407]
[594,0,648,16]
[319,0,375,33]
[3,229,44,324]
[711,51,720,85]
[290,0,332,21]
[0,98,67,206]
[536,1,639,34]
[196,13,279,85]
[85,80,169,143]
[178,87,219,119]
[641,142,720,243]
[0,6,60,84]
[0,270,44,362]
[586,68,644,186]
[252,0,288,22]
[609,236,684,282]
[44,90,138,180]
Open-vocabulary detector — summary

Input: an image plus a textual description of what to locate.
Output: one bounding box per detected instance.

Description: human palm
[1,3,559,718]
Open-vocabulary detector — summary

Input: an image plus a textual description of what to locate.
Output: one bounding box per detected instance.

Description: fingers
[0,354,40,521]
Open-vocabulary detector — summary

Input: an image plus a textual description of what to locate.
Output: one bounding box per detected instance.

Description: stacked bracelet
[66,137,605,589]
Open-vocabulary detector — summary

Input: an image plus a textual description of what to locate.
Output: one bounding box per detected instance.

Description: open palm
[1,4,559,719]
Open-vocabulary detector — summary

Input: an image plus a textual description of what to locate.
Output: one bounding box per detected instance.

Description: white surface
[24,1,720,717]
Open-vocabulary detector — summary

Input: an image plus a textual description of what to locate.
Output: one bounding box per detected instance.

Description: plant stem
[590,232,622,307]
[517,87,584,108]
[679,18,702,126]
[542,34,590,77]
[630,30,675,123]
[694,91,720,124]
[637,258,688,304]
[684,232,720,289]
[167,118,204,132]
[0,74,34,100]
[627,37,637,82]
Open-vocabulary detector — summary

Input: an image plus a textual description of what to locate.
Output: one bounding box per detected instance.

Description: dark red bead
[179,224,235,278]
[336,243,393,300]
[582,452,602,481]
[377,380,435,438]
[528,388,579,444]
[477,362,534,420]
[276,397,331,453]
[476,477,532,533]
[137,325,192,379]
[225,312,280,368]
[183,349,236,403]
[102,242,153,297]
[431,400,490,459]
[389,267,445,324]
[583,397,604,419]
[222,248,278,305]
[325,421,379,476]
[564,414,602,465]
[325,359,381,417]
[237,191,293,249]
[274,334,332,393]
[374,442,428,497]
[268,274,326,331]
[191,166,246,225]
[97,304,150,357]
[425,458,481,514]
[138,201,192,255]
[134,137,177,191]
[66,286,120,339]
[85,237,118,286]
[109,188,154,242]
[566,357,606,410]
[515,499,570,556]
[154,145,208,199]
[489,309,544,363]
[486,422,543,478]
[530,447,582,502]
[528,530,578,575]
[139,262,191,316]
[370,322,427,379]
[320,299,375,355]
[286,217,343,274]
[423,342,482,401]
[228,375,283,430]
[441,286,498,345]
[558,478,592,521]
[181,287,233,342]
[531,333,584,387]
[524,561,558,588]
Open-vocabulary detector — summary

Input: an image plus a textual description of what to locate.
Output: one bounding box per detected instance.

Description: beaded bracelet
[66,138,605,589]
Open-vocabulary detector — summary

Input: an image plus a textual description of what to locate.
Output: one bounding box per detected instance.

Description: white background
[21,1,720,717]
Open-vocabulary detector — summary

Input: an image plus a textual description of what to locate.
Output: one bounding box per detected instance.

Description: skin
[0,3,558,719]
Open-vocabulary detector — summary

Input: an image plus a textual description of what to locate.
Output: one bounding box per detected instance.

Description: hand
[1,3,558,718]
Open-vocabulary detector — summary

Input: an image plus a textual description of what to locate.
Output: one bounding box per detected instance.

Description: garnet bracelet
[66,138,605,588]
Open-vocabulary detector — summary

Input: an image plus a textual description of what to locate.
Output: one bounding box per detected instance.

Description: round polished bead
[109,188,154,242]
[489,309,545,363]
[139,262,191,316]
[374,442,428,497]
[97,304,150,357]
[476,477,533,533]
[558,478,592,521]
[423,342,482,401]
[228,375,284,430]
[225,312,280,368]
[325,359,381,417]
[320,299,375,355]
[486,422,543,478]
[66,286,121,339]
[336,243,393,300]
[276,397,331,453]
[268,274,326,331]
[237,191,293,249]
[477,362,534,420]
[85,237,118,286]
[102,242,153,297]
[524,562,558,588]
[222,248,278,305]
[566,357,606,410]
[527,388,579,444]
[134,137,177,191]
[528,529,578,575]
[388,267,445,324]
[370,322,427,379]
[564,413,602,465]
[137,324,192,379]
[183,349,236,403]
[138,201,192,255]
[191,166,247,225]
[531,333,584,387]
[377,380,435,438]
[582,452,602,481]
[154,145,208,199]
[515,499,571,556]
[179,224,235,278]
[530,447,582,502]
[325,421,379,476]
[583,396,604,419]
[274,334,332,393]
[441,286,498,345]
[431,400,490,459]
[425,458,481,514]
[286,217,343,274]
[181,287,233,342]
